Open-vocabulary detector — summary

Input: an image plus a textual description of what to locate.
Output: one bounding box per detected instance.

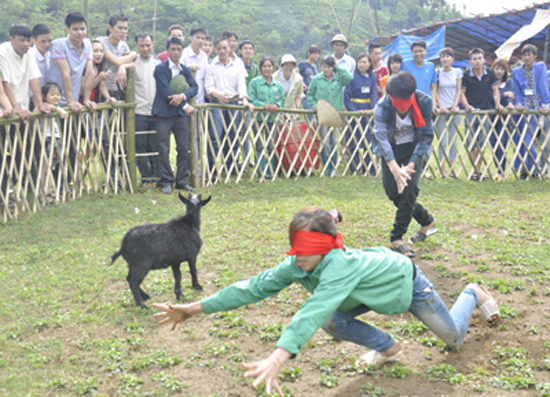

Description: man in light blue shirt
[30,24,52,88]
[400,40,437,113]
[48,12,95,112]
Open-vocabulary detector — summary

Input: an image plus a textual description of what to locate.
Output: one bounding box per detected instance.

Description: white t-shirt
[0,41,42,110]
[394,113,414,145]
[134,56,160,116]
[97,36,130,92]
[437,68,462,108]
[181,46,208,103]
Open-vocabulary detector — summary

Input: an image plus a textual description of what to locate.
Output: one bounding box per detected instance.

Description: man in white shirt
[181,26,208,104]
[96,14,137,100]
[0,23,48,118]
[30,24,52,89]
[0,23,49,202]
[204,37,252,175]
[330,33,356,75]
[133,33,160,188]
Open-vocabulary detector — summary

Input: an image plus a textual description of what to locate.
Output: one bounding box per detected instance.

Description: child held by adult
[38,82,68,204]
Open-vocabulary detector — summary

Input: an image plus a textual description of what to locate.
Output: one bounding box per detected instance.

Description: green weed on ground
[0,176,549,395]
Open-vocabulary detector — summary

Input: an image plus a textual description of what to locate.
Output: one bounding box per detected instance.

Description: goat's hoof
[139,304,149,310]
[141,293,151,301]
[193,284,203,291]
[176,295,185,302]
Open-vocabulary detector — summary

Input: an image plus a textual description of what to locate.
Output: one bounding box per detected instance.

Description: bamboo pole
[124,69,137,191]
[152,0,158,41]
[188,97,200,189]
[544,24,550,65]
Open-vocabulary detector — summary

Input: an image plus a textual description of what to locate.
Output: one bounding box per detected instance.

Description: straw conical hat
[317,100,344,128]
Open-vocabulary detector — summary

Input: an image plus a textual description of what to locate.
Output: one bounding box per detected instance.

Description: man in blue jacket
[152,37,198,194]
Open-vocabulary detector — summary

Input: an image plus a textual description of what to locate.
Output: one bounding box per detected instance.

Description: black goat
[110,193,211,308]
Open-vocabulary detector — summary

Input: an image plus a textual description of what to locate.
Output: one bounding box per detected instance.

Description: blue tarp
[382,27,446,61]
[368,3,550,63]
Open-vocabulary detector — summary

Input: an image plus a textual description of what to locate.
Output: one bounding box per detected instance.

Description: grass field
[1,176,550,396]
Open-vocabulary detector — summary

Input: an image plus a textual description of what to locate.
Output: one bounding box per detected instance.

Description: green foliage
[382,320,428,336]
[2,175,550,395]
[0,0,462,58]
[360,382,386,396]
[151,371,183,392]
[319,373,339,388]
[279,366,302,382]
[382,363,411,378]
[426,364,466,385]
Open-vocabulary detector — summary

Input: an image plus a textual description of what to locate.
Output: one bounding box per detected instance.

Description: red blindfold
[285,230,344,257]
[390,94,426,128]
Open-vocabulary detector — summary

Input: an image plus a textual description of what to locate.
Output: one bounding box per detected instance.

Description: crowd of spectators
[1,12,549,206]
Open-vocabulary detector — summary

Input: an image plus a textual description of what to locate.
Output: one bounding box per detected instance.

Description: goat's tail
[109,250,122,266]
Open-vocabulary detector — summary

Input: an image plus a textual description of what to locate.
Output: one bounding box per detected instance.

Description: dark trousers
[135,114,157,183]
[0,123,37,195]
[154,115,189,188]
[491,118,509,175]
[381,142,434,242]
[0,124,19,197]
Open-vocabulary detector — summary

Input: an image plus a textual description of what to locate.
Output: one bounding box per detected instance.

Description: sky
[449,0,541,17]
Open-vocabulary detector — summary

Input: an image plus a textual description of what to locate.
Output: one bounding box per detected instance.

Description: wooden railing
[194,105,549,186]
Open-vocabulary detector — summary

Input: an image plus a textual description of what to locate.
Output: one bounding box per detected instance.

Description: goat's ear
[178,192,189,205]
[201,195,212,207]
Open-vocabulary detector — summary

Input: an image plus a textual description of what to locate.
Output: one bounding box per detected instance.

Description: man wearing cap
[372,71,437,259]
[330,34,356,75]
[273,54,304,109]
[152,36,198,194]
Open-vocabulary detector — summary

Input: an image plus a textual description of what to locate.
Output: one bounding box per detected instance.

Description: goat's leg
[188,258,203,291]
[128,266,149,309]
[128,272,150,301]
[139,288,151,301]
[171,263,185,301]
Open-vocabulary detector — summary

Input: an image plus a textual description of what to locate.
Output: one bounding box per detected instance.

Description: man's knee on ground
[321,316,341,336]
[438,333,465,348]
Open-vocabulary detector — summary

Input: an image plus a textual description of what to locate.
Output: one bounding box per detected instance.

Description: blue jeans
[490,118,510,175]
[464,114,492,150]
[301,96,313,122]
[513,113,539,174]
[319,125,338,177]
[208,100,243,172]
[322,266,478,351]
[435,114,460,161]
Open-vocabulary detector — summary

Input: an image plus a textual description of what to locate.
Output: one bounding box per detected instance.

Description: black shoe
[161,185,173,194]
[176,184,195,193]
